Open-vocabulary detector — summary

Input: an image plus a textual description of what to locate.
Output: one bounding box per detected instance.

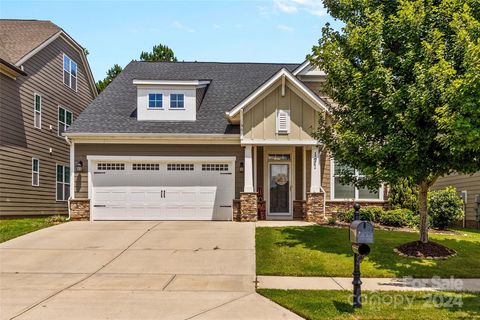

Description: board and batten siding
[73,144,245,199]
[242,79,321,141]
[0,37,95,216]
[432,172,480,224]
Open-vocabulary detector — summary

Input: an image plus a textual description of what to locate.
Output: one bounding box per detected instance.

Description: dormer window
[170,94,185,109]
[148,94,163,108]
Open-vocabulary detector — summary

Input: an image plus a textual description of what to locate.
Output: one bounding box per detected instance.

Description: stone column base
[305,192,325,222]
[239,192,258,222]
[69,199,90,221]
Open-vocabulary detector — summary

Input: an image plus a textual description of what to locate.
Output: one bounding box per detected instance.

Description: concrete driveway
[0,221,301,320]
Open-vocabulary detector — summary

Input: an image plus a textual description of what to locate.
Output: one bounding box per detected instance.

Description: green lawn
[258,289,480,320]
[256,226,480,278]
[0,216,66,243]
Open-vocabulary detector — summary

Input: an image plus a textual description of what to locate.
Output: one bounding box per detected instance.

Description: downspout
[65,136,73,221]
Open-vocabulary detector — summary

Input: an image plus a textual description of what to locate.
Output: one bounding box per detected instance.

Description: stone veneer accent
[239,192,258,222]
[305,192,325,222]
[69,199,90,221]
[232,199,241,221]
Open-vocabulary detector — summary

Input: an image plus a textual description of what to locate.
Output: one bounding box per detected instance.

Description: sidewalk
[257,276,480,292]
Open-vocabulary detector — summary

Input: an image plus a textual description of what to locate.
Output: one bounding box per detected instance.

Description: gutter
[64,136,72,221]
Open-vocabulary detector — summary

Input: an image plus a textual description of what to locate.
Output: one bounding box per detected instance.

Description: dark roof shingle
[68,61,299,134]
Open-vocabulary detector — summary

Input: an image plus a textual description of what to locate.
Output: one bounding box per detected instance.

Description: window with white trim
[133,163,160,171]
[33,94,41,129]
[276,109,290,134]
[167,163,194,171]
[148,94,163,108]
[56,164,70,201]
[32,158,39,186]
[332,160,382,200]
[97,163,125,171]
[202,164,229,171]
[170,94,185,109]
[58,107,72,136]
[63,54,77,90]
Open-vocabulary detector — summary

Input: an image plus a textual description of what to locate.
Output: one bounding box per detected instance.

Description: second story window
[63,54,77,91]
[170,94,185,109]
[148,94,163,108]
[33,93,41,129]
[58,107,72,136]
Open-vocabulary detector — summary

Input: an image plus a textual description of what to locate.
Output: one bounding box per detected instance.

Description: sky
[0,0,341,81]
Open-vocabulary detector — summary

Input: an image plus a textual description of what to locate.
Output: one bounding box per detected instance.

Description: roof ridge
[132,60,299,65]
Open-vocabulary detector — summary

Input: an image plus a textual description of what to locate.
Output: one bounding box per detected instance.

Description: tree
[310,0,480,243]
[96,64,123,93]
[140,44,177,62]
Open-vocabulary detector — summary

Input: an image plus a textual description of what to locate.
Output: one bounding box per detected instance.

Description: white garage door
[90,158,235,221]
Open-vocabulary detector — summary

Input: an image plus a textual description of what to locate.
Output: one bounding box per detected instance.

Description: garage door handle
[94,172,106,175]
[94,205,106,207]
[220,172,232,175]
[220,205,232,208]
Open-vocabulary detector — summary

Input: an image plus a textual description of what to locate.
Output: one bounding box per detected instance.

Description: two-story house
[0,20,97,216]
[65,61,386,221]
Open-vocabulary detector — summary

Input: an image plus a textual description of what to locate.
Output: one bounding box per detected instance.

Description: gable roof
[226,68,330,118]
[0,19,97,96]
[66,61,299,135]
[0,20,60,65]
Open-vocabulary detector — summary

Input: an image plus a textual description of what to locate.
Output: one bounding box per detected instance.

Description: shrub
[338,207,384,223]
[379,209,414,227]
[388,178,418,212]
[327,216,337,225]
[428,187,464,229]
[46,215,67,224]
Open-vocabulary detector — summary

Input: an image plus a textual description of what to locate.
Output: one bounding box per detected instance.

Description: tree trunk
[418,181,430,243]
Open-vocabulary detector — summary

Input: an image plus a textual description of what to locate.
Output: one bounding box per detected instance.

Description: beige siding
[432,172,480,222]
[243,79,321,141]
[74,144,245,199]
[0,37,95,216]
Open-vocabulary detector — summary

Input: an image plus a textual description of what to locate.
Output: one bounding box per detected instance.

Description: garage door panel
[92,160,234,221]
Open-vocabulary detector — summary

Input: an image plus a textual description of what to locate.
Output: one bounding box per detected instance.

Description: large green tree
[310,0,480,243]
[96,64,123,93]
[140,44,177,62]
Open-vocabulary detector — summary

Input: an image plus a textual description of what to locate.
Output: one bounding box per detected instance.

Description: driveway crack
[10,222,162,320]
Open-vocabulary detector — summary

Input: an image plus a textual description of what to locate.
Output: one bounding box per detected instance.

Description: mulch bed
[394,241,457,259]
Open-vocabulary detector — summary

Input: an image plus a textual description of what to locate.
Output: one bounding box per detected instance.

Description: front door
[268,163,290,215]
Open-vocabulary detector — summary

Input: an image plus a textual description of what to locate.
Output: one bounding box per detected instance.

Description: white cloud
[273,0,326,16]
[277,24,295,32]
[273,0,298,13]
[171,20,196,33]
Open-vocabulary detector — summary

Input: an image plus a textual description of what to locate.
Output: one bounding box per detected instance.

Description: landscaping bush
[327,216,337,225]
[379,209,414,227]
[337,207,384,223]
[428,187,464,229]
[388,178,418,212]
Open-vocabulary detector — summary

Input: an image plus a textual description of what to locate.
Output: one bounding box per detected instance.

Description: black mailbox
[349,220,374,244]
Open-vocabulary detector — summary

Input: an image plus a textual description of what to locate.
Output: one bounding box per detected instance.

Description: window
[276,109,290,134]
[63,54,77,90]
[97,163,125,171]
[170,94,185,108]
[58,107,72,136]
[32,158,39,186]
[202,164,229,171]
[33,94,42,129]
[133,163,160,171]
[331,160,382,200]
[56,164,70,201]
[148,94,163,108]
[167,163,194,171]
[268,154,291,161]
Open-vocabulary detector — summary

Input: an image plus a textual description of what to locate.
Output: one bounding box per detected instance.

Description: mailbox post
[349,203,374,308]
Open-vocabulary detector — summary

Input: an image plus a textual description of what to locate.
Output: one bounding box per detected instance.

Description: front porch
[234,144,327,222]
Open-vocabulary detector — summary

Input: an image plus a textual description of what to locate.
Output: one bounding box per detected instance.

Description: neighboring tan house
[65,60,386,221]
[0,20,97,217]
[433,172,480,228]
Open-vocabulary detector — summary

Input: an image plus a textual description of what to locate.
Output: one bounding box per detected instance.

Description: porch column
[310,146,321,192]
[305,146,325,222]
[244,145,254,192]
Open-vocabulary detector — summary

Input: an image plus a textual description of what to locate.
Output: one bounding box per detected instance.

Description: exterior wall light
[75,160,83,172]
[239,162,244,173]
